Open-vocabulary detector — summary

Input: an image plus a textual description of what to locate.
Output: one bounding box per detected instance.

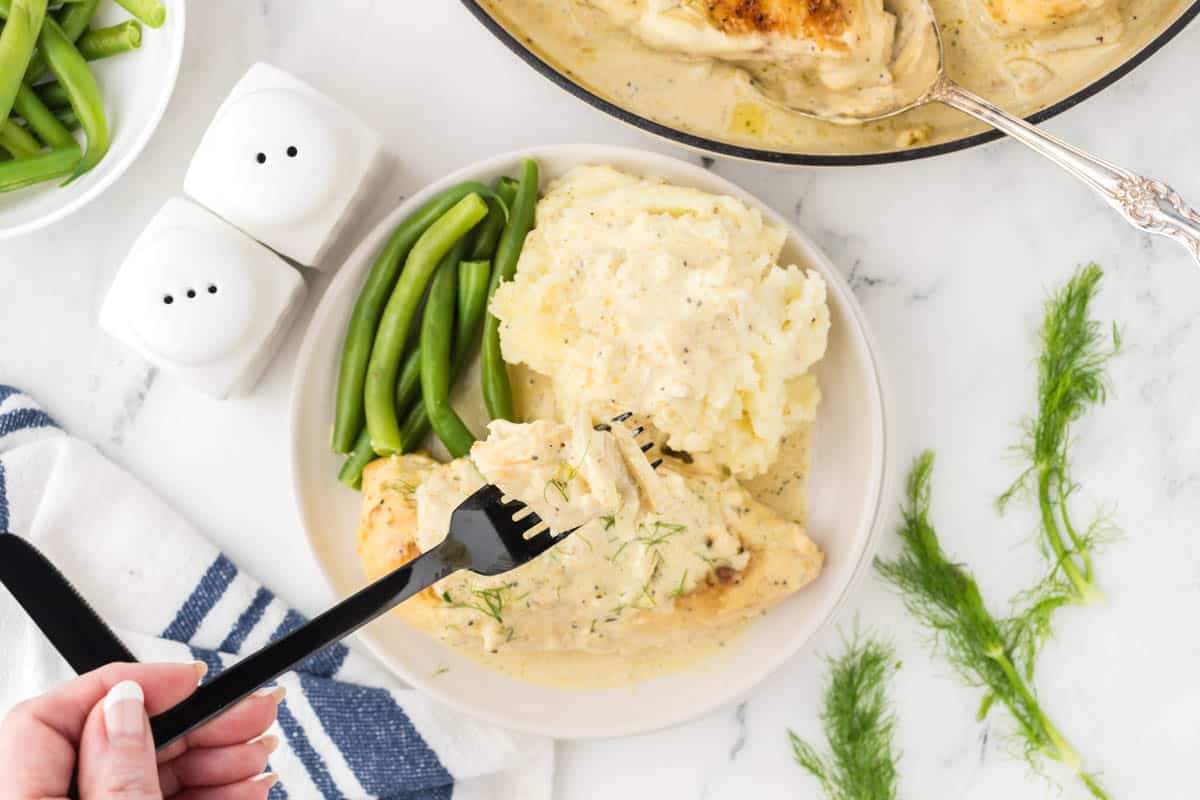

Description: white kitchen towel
[0,385,553,800]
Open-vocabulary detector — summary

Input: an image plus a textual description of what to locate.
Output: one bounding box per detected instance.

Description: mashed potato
[491,165,830,478]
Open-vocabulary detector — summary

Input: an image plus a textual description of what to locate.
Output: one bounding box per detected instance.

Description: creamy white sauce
[412,415,754,654]
[479,0,1185,153]
[447,372,818,688]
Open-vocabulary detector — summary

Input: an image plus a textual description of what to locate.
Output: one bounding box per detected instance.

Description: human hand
[0,661,283,800]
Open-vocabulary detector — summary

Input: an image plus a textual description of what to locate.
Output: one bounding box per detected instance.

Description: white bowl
[0,0,185,239]
[289,145,894,739]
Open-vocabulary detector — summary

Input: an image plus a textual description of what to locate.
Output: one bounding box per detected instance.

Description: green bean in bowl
[0,0,165,195]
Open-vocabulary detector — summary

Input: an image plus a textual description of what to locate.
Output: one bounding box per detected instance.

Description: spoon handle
[931,78,1200,264]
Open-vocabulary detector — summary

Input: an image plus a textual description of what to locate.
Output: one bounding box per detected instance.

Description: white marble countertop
[4,1,1200,797]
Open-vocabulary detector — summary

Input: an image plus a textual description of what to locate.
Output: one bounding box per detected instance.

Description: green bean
[34,78,67,107]
[54,104,75,128]
[420,246,477,457]
[397,390,430,452]
[399,259,492,453]
[0,118,39,157]
[0,0,47,124]
[468,178,519,261]
[456,259,493,356]
[13,81,71,146]
[337,336,426,487]
[481,159,538,422]
[393,348,421,423]
[38,15,105,181]
[53,0,95,39]
[37,56,132,114]
[26,0,96,81]
[31,22,155,108]
[337,429,377,490]
[365,193,488,455]
[0,143,78,191]
[77,19,140,60]
[332,181,494,453]
[337,340,423,489]
[113,0,163,28]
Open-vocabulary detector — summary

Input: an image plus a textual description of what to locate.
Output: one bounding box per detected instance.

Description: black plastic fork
[149,416,656,750]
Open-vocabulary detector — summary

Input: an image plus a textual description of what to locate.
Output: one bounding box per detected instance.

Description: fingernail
[251,772,279,788]
[192,661,209,684]
[253,685,286,703]
[259,734,280,754]
[103,680,146,742]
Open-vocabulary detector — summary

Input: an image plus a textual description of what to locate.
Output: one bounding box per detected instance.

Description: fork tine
[548,527,578,544]
[650,458,663,470]
[611,411,633,423]
[524,518,551,539]
[520,526,577,556]
[630,425,645,437]
[507,511,542,536]
[640,441,654,453]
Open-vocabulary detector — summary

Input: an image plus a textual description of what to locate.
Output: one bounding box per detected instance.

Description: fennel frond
[999,263,1119,606]
[789,631,900,800]
[876,452,1109,800]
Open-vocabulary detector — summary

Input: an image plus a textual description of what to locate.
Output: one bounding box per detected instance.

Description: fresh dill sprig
[788,631,900,800]
[634,520,687,547]
[670,569,689,600]
[543,442,590,504]
[999,263,1119,607]
[446,582,517,624]
[609,521,686,563]
[876,453,1109,799]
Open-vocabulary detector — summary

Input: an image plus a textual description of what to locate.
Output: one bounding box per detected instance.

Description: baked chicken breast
[586,0,899,90]
[357,415,824,657]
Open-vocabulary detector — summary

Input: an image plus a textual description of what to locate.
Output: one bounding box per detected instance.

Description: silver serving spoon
[750,0,1200,264]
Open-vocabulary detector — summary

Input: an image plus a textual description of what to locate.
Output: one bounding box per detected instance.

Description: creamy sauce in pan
[479,0,1186,154]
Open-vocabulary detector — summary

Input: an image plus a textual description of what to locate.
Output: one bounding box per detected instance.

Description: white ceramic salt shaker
[183,62,385,269]
[99,197,307,399]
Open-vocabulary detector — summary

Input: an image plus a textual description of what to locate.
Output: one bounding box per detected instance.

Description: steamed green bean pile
[0,0,164,192]
[332,159,539,489]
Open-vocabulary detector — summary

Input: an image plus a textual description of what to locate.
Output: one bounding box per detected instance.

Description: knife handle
[149,546,456,749]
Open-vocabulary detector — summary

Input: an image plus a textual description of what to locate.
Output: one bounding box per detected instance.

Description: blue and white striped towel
[0,386,553,800]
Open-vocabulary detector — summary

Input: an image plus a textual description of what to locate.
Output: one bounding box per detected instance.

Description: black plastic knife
[0,534,136,673]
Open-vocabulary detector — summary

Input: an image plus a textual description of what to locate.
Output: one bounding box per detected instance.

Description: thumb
[81,680,163,799]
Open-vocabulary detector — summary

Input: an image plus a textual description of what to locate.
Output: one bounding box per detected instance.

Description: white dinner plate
[289,145,894,739]
[0,0,186,239]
